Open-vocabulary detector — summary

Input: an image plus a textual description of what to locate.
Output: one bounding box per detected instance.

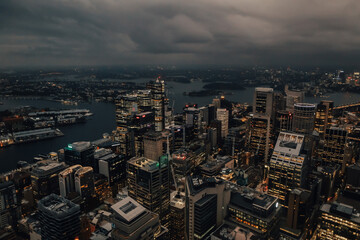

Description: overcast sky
[1,0,360,67]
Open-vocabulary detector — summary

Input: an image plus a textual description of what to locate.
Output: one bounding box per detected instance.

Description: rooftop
[255,87,273,93]
[38,194,80,217]
[66,141,92,152]
[32,160,66,176]
[274,132,304,156]
[128,157,160,172]
[111,196,146,223]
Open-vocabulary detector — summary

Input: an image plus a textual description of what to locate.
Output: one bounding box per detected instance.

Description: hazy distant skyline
[1,0,360,67]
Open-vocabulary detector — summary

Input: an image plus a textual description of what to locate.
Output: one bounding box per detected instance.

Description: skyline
[1,0,360,67]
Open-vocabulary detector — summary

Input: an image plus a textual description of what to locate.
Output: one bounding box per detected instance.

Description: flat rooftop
[128,157,160,172]
[111,196,146,223]
[38,194,80,216]
[274,132,305,156]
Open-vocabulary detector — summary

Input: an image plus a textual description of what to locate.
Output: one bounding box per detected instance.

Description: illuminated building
[199,156,234,178]
[275,110,293,136]
[64,141,96,171]
[185,176,230,240]
[314,100,334,138]
[216,108,229,138]
[112,127,133,157]
[184,106,201,137]
[38,194,80,240]
[143,131,164,161]
[226,190,280,239]
[31,160,66,200]
[127,156,170,227]
[284,86,304,111]
[74,166,95,199]
[249,87,274,162]
[58,164,82,197]
[280,188,312,239]
[292,103,316,135]
[268,132,307,205]
[108,196,165,240]
[172,148,206,179]
[93,173,112,202]
[147,77,166,132]
[97,149,126,188]
[316,202,360,240]
[0,182,20,229]
[318,127,349,172]
[169,191,186,240]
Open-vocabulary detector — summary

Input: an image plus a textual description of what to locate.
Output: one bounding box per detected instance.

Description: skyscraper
[143,131,164,161]
[64,141,96,171]
[38,194,80,240]
[74,166,95,199]
[316,202,360,240]
[147,77,166,132]
[127,156,170,227]
[314,100,334,138]
[58,164,82,197]
[0,181,20,229]
[249,87,274,162]
[169,191,186,240]
[31,160,66,200]
[292,103,316,135]
[216,108,229,138]
[269,132,307,205]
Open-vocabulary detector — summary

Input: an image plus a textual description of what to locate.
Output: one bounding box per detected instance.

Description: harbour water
[1,79,360,172]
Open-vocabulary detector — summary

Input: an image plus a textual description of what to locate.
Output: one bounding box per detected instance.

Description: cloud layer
[1,0,360,67]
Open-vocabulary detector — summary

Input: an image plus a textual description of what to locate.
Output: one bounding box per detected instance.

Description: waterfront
[1,80,360,173]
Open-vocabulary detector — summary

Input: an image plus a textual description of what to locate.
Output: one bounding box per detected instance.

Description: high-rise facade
[0,181,20,229]
[292,103,316,135]
[97,149,126,187]
[249,87,274,162]
[216,108,229,138]
[169,191,186,240]
[147,77,166,132]
[314,100,334,138]
[64,141,96,171]
[38,194,80,240]
[31,160,66,200]
[185,176,230,240]
[74,166,95,199]
[269,132,307,205]
[316,202,360,240]
[127,156,170,227]
[59,164,82,197]
[143,131,164,161]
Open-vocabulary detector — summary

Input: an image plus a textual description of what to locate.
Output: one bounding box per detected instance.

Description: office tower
[249,87,274,162]
[292,103,316,135]
[316,202,360,240]
[127,156,170,227]
[216,108,229,138]
[185,176,230,240]
[115,94,139,128]
[64,141,96,171]
[226,190,281,239]
[199,156,234,178]
[269,132,307,205]
[59,164,82,197]
[108,196,165,240]
[0,182,20,229]
[38,194,80,240]
[75,166,95,199]
[280,188,313,239]
[253,87,273,115]
[147,77,166,132]
[97,149,126,188]
[319,127,349,172]
[169,191,186,240]
[172,148,194,178]
[31,160,66,199]
[314,100,334,138]
[275,110,293,135]
[184,106,201,136]
[112,127,134,157]
[143,131,164,161]
[212,98,221,109]
[93,173,112,202]
[285,86,305,111]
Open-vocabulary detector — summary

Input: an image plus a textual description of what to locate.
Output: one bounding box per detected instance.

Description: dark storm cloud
[1,0,360,67]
